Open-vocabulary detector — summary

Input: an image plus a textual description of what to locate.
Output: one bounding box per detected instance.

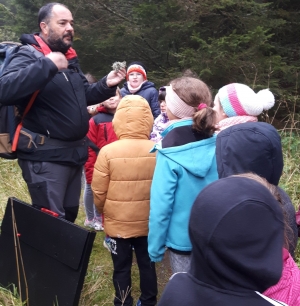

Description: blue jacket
[148,119,218,262]
[121,81,160,118]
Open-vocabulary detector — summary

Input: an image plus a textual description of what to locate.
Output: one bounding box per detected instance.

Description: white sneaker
[93,219,104,231]
[84,219,94,229]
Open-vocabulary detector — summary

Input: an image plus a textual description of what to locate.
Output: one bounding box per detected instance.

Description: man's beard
[47,28,73,53]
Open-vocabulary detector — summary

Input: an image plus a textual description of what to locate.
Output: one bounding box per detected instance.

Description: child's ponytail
[168,77,216,138]
[192,104,217,138]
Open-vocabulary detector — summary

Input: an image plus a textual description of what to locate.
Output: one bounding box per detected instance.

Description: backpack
[0,41,39,159]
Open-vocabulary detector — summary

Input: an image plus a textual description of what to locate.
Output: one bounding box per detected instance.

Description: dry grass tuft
[0,285,24,306]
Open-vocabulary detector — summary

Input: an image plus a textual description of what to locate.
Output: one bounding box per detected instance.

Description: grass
[0,285,24,306]
[77,206,171,305]
[0,159,172,305]
[279,131,300,265]
[280,132,300,205]
[0,127,299,304]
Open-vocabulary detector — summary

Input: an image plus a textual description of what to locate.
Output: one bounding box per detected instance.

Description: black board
[0,197,96,306]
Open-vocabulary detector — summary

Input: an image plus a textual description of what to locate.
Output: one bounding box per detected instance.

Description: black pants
[110,236,157,306]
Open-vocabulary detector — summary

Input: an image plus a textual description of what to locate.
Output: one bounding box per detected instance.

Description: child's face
[213,94,227,123]
[128,72,144,88]
[166,107,178,120]
[102,94,121,113]
[160,100,166,113]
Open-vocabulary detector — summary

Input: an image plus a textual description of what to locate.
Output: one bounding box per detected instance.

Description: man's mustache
[63,33,73,40]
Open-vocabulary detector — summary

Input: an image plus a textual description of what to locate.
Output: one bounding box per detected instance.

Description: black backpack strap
[20,44,44,59]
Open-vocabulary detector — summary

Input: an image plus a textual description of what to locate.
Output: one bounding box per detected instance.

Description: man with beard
[0,2,126,222]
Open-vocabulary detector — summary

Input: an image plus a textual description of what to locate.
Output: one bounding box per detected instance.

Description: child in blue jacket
[120,61,160,118]
[148,76,219,273]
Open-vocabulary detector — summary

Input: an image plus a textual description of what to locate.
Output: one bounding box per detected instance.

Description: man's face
[41,5,74,53]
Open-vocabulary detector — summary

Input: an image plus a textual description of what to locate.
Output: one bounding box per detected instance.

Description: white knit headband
[165,85,195,118]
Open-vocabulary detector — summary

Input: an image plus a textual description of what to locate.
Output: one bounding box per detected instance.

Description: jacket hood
[113,95,153,139]
[122,81,156,93]
[20,33,39,46]
[189,176,284,292]
[152,134,216,178]
[216,122,283,185]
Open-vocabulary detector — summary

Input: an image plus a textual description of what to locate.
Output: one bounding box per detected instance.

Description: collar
[161,118,193,138]
[33,35,77,60]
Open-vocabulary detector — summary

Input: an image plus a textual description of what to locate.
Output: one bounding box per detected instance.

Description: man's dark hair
[38,2,68,30]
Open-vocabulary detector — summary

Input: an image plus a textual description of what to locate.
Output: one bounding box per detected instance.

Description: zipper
[20,130,38,149]
[104,124,108,141]
[62,72,69,81]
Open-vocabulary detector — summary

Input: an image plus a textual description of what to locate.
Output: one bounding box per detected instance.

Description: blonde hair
[170,77,216,138]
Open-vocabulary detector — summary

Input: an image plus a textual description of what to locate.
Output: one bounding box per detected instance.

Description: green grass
[0,159,172,305]
[77,207,171,305]
[0,131,299,304]
[0,159,30,213]
[280,131,300,206]
[279,130,300,265]
[0,285,25,306]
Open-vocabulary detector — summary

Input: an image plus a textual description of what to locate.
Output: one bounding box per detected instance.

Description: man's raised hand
[46,52,68,70]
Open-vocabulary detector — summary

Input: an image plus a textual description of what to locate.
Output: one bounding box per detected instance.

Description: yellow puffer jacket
[92,95,156,238]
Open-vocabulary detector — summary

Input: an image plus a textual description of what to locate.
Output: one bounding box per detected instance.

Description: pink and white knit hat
[218,83,275,117]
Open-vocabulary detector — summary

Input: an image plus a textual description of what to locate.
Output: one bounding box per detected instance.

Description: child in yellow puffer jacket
[91,95,157,306]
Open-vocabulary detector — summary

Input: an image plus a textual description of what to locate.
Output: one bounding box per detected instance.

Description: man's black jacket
[0,34,116,165]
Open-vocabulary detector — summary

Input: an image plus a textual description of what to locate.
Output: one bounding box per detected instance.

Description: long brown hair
[170,77,217,138]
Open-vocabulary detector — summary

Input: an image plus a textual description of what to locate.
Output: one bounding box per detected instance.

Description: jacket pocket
[17,127,39,153]
[27,180,50,209]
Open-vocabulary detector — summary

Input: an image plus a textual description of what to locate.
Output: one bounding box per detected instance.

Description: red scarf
[33,34,77,59]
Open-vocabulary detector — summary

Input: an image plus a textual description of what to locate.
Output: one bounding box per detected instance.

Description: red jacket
[84,106,117,183]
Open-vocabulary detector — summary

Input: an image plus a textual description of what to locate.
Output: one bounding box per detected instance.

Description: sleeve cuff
[99,76,117,90]
[150,254,164,262]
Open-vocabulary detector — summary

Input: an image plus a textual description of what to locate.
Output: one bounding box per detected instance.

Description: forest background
[0,0,299,128]
[0,0,300,305]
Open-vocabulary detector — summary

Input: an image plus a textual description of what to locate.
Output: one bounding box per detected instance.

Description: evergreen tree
[1,0,299,120]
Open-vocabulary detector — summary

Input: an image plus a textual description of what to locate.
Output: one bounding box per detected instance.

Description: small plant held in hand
[112,61,126,72]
